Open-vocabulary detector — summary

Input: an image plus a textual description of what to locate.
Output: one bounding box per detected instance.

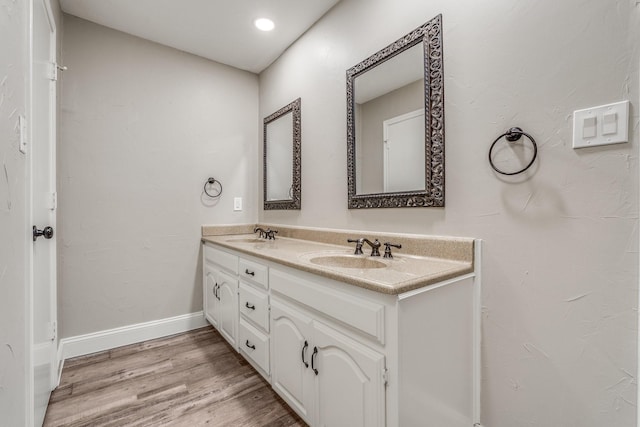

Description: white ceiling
[59,0,341,73]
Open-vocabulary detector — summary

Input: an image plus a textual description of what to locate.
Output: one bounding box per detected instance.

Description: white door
[271,298,315,424]
[203,264,218,327]
[383,109,425,193]
[216,270,238,349]
[31,0,57,425]
[313,321,386,427]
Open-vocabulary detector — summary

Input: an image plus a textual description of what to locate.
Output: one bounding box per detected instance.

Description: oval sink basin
[225,238,267,244]
[309,255,386,269]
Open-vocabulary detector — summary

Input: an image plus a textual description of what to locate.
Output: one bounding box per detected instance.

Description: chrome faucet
[253,227,267,239]
[363,238,381,256]
[265,228,278,240]
[347,238,381,256]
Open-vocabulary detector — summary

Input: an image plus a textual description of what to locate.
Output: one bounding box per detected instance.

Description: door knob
[33,225,54,241]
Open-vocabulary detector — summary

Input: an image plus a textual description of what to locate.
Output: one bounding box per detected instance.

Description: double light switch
[573,100,629,149]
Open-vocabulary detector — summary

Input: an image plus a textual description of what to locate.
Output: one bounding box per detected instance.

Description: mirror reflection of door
[355,79,424,194]
[354,42,425,195]
[383,109,425,192]
[266,112,294,201]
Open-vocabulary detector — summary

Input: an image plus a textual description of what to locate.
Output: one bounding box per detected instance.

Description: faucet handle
[253,227,266,239]
[266,229,278,240]
[347,238,364,255]
[383,242,402,258]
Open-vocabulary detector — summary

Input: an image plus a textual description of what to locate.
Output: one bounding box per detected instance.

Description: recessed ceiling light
[254,18,275,32]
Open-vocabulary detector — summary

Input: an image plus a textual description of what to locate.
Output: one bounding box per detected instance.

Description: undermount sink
[308,255,387,269]
[225,238,269,244]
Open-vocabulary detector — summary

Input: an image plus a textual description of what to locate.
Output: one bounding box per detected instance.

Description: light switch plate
[233,197,242,211]
[573,100,629,148]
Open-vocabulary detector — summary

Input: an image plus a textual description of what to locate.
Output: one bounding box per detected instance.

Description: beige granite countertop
[201,224,475,295]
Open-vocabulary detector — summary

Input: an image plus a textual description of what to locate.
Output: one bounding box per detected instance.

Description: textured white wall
[59,16,259,338]
[259,0,640,425]
[0,0,29,424]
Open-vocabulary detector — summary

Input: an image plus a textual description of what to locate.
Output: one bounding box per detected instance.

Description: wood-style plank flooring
[44,326,306,427]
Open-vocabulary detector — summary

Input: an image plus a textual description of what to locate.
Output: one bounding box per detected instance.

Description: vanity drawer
[270,268,385,345]
[239,258,268,289]
[239,318,270,375]
[204,244,238,275]
[239,283,269,332]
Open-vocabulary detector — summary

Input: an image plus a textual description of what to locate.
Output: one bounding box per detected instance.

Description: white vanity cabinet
[204,264,239,345]
[313,321,386,427]
[202,239,479,427]
[237,258,270,380]
[271,296,386,427]
[203,244,239,350]
[203,263,219,327]
[270,268,387,427]
[269,264,477,427]
[270,298,315,423]
[202,241,271,378]
[215,269,238,349]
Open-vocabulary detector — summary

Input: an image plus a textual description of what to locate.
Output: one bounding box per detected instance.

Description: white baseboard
[59,311,208,361]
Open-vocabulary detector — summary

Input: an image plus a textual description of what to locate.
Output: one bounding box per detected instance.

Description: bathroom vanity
[201,224,480,427]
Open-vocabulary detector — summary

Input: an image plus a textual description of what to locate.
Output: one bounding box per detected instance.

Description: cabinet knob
[245,340,256,350]
[245,302,256,310]
[245,269,255,277]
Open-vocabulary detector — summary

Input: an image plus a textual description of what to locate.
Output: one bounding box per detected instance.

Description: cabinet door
[203,264,218,327]
[313,321,386,427]
[271,298,314,424]
[217,269,238,350]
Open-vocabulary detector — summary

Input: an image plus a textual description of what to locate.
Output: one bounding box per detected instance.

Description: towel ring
[488,127,537,176]
[204,177,222,198]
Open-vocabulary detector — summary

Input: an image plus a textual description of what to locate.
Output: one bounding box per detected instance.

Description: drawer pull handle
[301,340,309,368]
[245,302,256,310]
[245,269,255,276]
[245,340,256,350]
[311,346,318,375]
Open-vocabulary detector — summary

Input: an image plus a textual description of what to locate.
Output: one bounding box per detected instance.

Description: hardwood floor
[44,326,306,427]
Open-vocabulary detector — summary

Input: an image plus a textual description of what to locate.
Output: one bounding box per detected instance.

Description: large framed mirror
[347,14,444,208]
[263,98,301,210]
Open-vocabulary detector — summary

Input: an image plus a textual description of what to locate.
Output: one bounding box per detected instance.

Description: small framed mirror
[264,98,301,210]
[347,14,444,208]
